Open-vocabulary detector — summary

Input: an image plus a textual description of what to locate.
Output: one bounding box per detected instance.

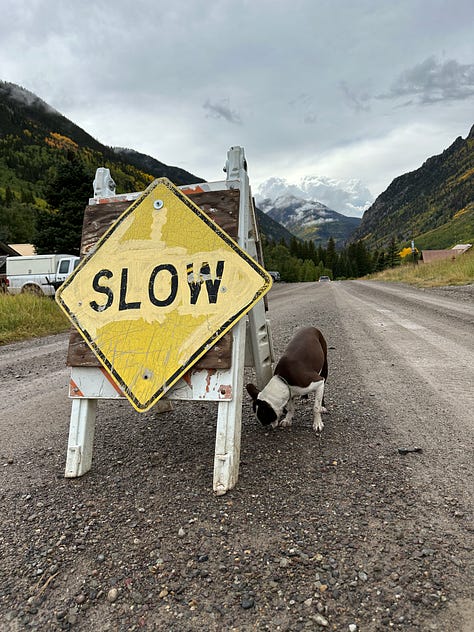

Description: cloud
[2,1,473,199]
[379,56,474,104]
[340,81,371,112]
[304,112,318,125]
[288,93,312,108]
[255,175,373,217]
[203,99,242,124]
[288,93,318,124]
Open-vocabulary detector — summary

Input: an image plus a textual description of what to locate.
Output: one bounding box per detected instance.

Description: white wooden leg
[247,305,274,389]
[213,319,246,495]
[64,398,97,477]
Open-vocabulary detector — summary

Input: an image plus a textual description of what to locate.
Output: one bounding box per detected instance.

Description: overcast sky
[1,0,474,208]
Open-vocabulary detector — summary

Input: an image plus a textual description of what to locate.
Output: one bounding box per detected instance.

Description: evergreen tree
[386,237,401,268]
[301,259,317,281]
[34,154,93,255]
[0,201,37,243]
[20,188,35,204]
[4,185,15,207]
[355,241,372,276]
[331,252,342,278]
[375,251,386,271]
[326,237,336,272]
[307,240,316,264]
[347,242,358,274]
[263,232,398,282]
[289,236,300,258]
[317,245,325,265]
[337,252,350,278]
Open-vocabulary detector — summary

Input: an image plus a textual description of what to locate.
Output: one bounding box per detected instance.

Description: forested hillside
[0,81,203,245]
[0,81,294,256]
[352,124,474,249]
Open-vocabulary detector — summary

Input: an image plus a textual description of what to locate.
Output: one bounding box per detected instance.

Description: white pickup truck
[6,254,80,296]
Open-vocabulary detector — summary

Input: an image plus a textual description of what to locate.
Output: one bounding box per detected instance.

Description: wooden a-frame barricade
[63,146,274,494]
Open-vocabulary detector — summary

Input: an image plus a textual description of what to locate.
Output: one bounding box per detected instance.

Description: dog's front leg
[279,398,294,427]
[312,380,325,432]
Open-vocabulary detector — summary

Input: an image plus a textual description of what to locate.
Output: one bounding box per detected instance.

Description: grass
[407,203,474,250]
[1,251,473,345]
[366,249,474,287]
[0,293,70,345]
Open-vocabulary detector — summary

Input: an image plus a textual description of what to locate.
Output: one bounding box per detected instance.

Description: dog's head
[246,383,278,427]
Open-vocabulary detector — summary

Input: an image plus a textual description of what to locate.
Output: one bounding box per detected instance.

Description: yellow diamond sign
[56,178,272,412]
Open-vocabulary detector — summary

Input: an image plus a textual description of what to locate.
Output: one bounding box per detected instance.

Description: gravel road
[0,281,473,631]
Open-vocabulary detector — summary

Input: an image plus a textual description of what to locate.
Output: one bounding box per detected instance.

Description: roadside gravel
[0,282,472,631]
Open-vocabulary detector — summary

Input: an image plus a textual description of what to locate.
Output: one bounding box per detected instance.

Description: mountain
[258,194,361,248]
[254,204,295,244]
[256,176,373,218]
[0,81,203,198]
[111,147,204,189]
[0,81,292,247]
[352,125,474,249]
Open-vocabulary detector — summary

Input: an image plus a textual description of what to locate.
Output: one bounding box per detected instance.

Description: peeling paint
[205,369,217,392]
[219,384,232,398]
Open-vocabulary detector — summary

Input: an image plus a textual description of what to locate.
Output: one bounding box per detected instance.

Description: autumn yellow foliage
[453,206,470,219]
[399,246,419,259]
[458,167,474,183]
[45,132,78,151]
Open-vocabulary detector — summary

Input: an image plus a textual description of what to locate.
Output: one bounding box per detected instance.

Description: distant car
[268,271,281,282]
[318,276,331,282]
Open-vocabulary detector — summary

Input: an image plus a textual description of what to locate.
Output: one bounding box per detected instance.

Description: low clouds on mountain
[0,81,59,115]
[255,176,373,218]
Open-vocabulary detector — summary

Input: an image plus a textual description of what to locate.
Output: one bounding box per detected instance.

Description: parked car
[6,254,79,296]
[318,275,331,282]
[268,271,281,282]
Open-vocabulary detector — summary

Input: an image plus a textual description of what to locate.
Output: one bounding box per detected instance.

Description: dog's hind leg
[320,352,328,412]
[312,380,325,432]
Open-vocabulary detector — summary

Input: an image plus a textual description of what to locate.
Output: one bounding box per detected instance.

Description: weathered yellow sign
[56,178,272,411]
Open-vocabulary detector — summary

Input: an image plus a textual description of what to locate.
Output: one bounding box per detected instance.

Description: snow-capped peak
[255,175,373,217]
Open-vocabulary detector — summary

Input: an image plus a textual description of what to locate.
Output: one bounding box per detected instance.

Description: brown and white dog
[246,326,328,432]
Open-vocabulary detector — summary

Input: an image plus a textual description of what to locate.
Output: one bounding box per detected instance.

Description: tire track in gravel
[267,281,473,631]
[331,280,474,506]
[0,332,71,457]
[0,332,70,367]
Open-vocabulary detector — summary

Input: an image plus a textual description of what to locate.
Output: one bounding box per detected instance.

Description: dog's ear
[246,383,260,401]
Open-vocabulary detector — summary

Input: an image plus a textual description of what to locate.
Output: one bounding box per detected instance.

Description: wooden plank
[67,189,239,368]
[80,201,129,257]
[250,194,269,312]
[67,327,233,368]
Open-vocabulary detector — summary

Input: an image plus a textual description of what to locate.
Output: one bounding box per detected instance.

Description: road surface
[0,280,472,631]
